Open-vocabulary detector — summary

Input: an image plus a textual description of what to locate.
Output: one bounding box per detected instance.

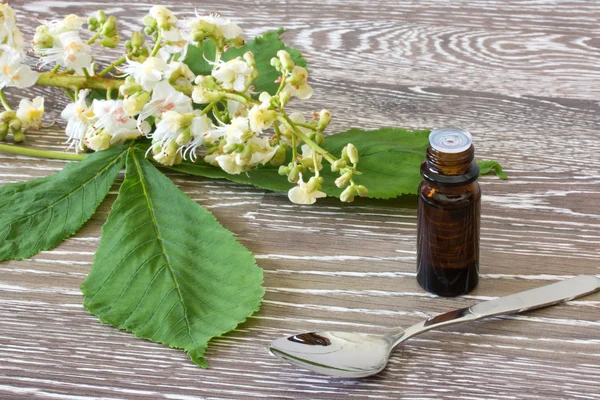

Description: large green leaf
[171,128,431,199]
[185,29,307,96]
[82,146,264,367]
[0,146,127,261]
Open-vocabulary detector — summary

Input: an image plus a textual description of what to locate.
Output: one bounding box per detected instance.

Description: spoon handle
[395,275,600,346]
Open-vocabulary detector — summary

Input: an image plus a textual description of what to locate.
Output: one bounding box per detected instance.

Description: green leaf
[0,146,127,261]
[478,160,508,179]
[82,146,264,368]
[170,127,431,199]
[185,29,307,95]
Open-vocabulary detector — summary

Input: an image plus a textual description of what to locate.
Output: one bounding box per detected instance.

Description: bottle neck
[421,145,479,185]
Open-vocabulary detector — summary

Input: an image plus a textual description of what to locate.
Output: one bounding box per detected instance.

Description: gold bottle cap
[429,128,472,153]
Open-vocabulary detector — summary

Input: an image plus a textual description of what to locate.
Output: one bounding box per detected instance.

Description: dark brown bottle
[416,128,480,297]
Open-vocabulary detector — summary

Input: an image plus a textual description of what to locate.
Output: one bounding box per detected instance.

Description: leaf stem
[0,90,12,111]
[51,65,61,73]
[63,88,76,102]
[0,144,87,161]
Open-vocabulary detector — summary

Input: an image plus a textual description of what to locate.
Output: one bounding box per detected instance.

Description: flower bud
[125,39,133,50]
[288,164,305,183]
[270,57,282,70]
[269,145,287,166]
[314,133,324,146]
[356,185,368,197]
[243,51,256,67]
[100,35,120,48]
[102,15,118,36]
[191,29,209,43]
[277,50,294,71]
[131,31,145,48]
[335,171,352,188]
[223,142,241,154]
[331,159,347,172]
[33,31,54,49]
[176,127,192,146]
[194,75,218,89]
[340,185,356,203]
[88,16,99,30]
[96,10,107,24]
[341,145,350,163]
[9,118,22,132]
[119,77,142,97]
[229,36,245,48]
[143,26,155,36]
[192,87,222,104]
[123,91,150,116]
[278,165,290,176]
[237,145,253,165]
[306,176,322,193]
[279,91,291,106]
[0,111,16,122]
[12,131,25,143]
[346,143,359,165]
[316,109,331,132]
[0,122,9,140]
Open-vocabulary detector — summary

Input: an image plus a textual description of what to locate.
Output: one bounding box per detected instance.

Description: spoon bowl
[269,331,394,378]
[269,275,600,378]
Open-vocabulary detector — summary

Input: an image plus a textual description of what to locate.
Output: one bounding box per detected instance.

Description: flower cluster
[0,3,368,204]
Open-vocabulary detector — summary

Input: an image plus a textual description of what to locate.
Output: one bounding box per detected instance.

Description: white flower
[225,117,251,144]
[16,96,44,131]
[288,173,327,205]
[248,92,276,132]
[39,31,92,69]
[151,110,187,143]
[212,58,255,92]
[48,14,85,35]
[190,13,242,40]
[248,136,277,165]
[282,66,313,100]
[149,6,177,29]
[86,100,140,148]
[166,61,195,86]
[0,3,23,50]
[279,112,310,145]
[61,89,95,151]
[120,57,169,91]
[226,99,247,117]
[300,144,322,172]
[0,45,39,89]
[158,27,188,61]
[215,153,244,174]
[138,80,193,122]
[183,114,214,161]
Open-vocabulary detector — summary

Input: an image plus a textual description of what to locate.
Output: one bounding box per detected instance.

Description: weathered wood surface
[1,0,600,399]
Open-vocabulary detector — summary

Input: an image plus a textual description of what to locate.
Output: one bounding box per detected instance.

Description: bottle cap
[429,128,472,153]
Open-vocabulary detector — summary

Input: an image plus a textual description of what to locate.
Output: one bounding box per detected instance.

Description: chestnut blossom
[38,31,93,69]
[85,100,139,150]
[121,57,169,91]
[61,90,95,152]
[0,45,38,89]
[0,2,24,51]
[16,97,44,131]
[288,173,326,205]
[248,92,277,132]
[282,66,313,99]
[138,80,193,121]
[211,57,255,92]
[189,12,243,41]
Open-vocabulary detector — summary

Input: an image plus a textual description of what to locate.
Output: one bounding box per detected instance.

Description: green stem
[83,68,91,79]
[150,32,163,57]
[98,55,127,77]
[51,65,61,73]
[200,102,216,116]
[273,122,282,142]
[222,91,258,105]
[106,87,113,100]
[0,144,87,161]
[275,74,287,96]
[63,88,76,102]
[278,111,336,164]
[294,122,317,131]
[87,31,102,45]
[0,90,12,111]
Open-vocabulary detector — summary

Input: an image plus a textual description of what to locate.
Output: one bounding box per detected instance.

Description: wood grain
[1,0,600,399]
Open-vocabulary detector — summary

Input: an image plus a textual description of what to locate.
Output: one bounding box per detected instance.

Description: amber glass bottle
[416,128,481,297]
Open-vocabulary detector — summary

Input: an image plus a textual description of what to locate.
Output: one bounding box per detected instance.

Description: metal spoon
[269,275,600,378]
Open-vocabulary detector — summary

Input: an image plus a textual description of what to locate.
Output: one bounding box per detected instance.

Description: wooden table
[2,1,599,399]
